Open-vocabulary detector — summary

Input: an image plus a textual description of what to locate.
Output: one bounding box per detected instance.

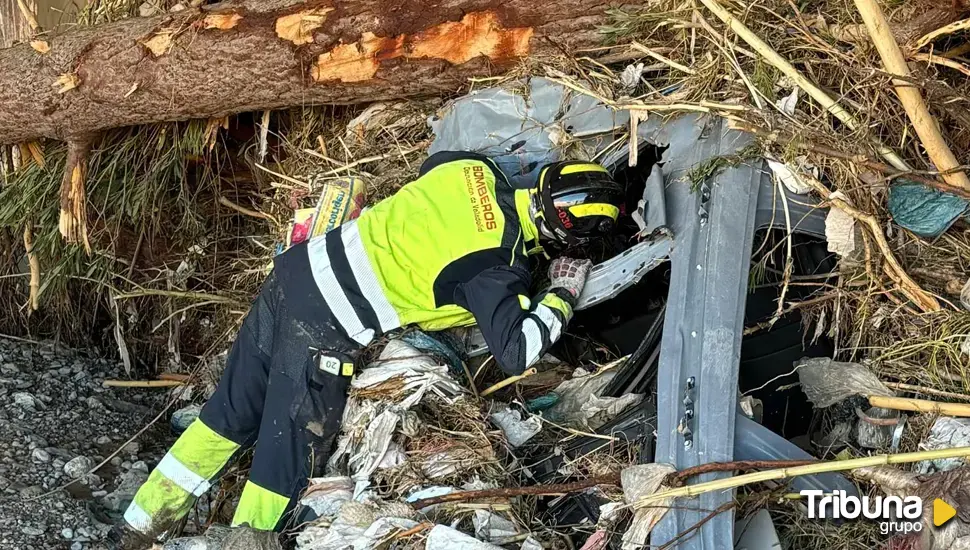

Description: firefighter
[114,151,625,544]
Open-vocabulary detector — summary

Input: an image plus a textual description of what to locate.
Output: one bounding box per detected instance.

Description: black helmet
[536,161,624,245]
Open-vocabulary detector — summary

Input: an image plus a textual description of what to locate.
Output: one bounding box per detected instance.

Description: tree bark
[0,0,619,144]
[893,1,970,48]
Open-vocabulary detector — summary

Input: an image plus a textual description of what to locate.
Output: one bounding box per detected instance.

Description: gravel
[0,337,172,549]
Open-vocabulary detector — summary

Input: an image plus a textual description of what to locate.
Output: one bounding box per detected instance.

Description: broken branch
[667,459,817,486]
[698,0,909,171]
[854,0,970,192]
[58,138,94,254]
[913,17,970,52]
[103,379,186,388]
[730,121,970,199]
[867,395,970,417]
[15,0,40,32]
[218,196,276,223]
[884,381,970,401]
[635,446,970,507]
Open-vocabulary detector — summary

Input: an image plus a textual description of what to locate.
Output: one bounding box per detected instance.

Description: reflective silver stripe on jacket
[156,453,210,497]
[534,304,563,342]
[521,317,543,366]
[340,222,401,333]
[307,235,375,346]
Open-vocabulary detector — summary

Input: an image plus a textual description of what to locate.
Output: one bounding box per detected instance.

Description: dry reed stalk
[854,0,970,192]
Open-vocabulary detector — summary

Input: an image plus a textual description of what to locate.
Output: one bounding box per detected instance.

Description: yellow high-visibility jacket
[275,151,574,374]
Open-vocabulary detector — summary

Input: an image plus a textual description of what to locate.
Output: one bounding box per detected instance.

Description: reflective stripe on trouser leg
[232,481,292,530]
[125,419,240,534]
[231,361,322,531]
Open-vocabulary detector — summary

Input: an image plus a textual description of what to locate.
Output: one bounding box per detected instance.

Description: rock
[224,526,282,550]
[19,485,43,499]
[123,441,141,455]
[96,436,112,446]
[31,448,50,463]
[64,456,95,479]
[0,475,8,490]
[61,527,74,539]
[11,392,36,409]
[110,457,122,467]
[71,543,82,550]
[0,363,18,375]
[47,447,73,460]
[171,404,203,433]
[121,461,132,470]
[81,473,102,487]
[101,469,149,512]
[130,460,149,473]
[20,524,45,536]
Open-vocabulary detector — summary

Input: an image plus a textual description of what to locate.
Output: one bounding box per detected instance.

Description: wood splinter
[58,138,94,254]
[23,221,39,313]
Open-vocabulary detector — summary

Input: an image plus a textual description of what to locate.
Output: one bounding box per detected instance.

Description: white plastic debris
[490,405,542,448]
[352,409,402,482]
[766,158,813,195]
[620,63,646,92]
[406,485,454,501]
[429,77,626,187]
[917,417,970,474]
[378,442,407,470]
[825,207,861,260]
[521,536,544,550]
[422,451,460,479]
[355,518,420,550]
[598,502,624,525]
[546,369,643,429]
[775,88,799,116]
[300,477,354,518]
[352,340,465,409]
[426,525,504,550]
[620,464,677,550]
[797,357,893,408]
[581,394,643,429]
[473,510,520,541]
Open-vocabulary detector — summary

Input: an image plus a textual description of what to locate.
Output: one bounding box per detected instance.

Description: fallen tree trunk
[0,0,617,144]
